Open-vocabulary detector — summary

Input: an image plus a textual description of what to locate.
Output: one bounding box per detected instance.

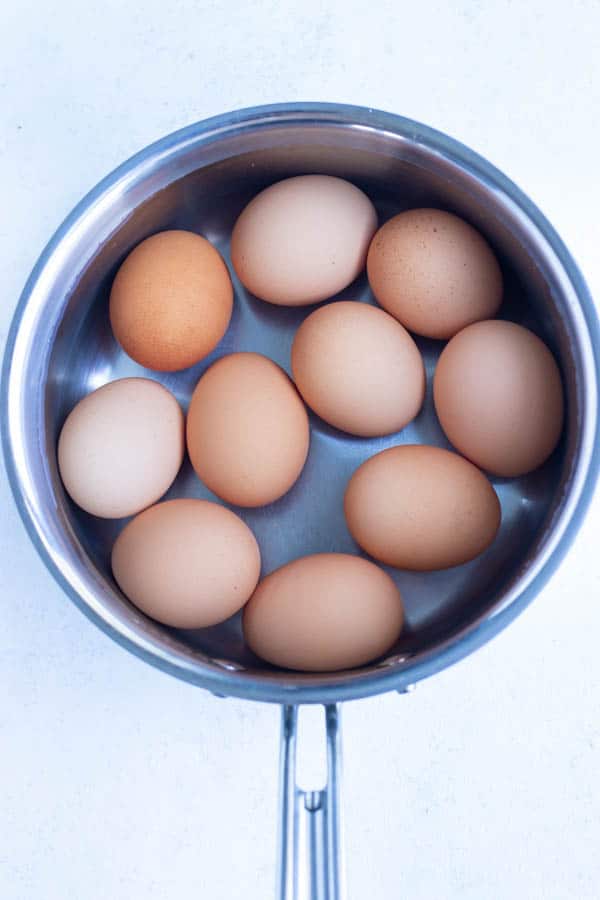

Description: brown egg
[111,499,261,628]
[291,301,425,437]
[230,175,377,306]
[109,230,233,371]
[433,320,564,477]
[58,378,184,518]
[243,553,404,672]
[367,208,503,339]
[344,445,501,570]
[186,352,310,507]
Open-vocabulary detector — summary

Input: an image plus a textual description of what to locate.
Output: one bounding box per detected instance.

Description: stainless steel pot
[3,103,599,899]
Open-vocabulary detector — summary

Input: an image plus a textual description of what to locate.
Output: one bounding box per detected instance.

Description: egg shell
[186,352,310,507]
[367,208,503,339]
[111,498,261,628]
[344,445,501,571]
[291,301,425,437]
[433,320,564,477]
[109,230,233,371]
[57,377,184,519]
[243,553,404,672]
[230,175,377,306]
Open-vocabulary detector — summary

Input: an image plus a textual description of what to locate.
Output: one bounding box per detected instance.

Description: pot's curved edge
[3,102,600,705]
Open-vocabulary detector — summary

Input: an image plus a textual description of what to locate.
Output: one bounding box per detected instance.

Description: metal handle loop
[277,705,344,900]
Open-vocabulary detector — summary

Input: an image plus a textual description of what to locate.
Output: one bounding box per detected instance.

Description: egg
[111,499,261,628]
[58,377,184,518]
[344,445,501,570]
[109,230,233,371]
[230,175,377,306]
[291,301,424,436]
[367,208,503,339]
[243,553,404,672]
[186,352,310,507]
[433,320,564,476]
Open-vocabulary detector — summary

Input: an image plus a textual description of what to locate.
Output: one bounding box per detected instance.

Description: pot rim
[3,102,599,704]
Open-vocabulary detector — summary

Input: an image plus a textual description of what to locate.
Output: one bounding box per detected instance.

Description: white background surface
[2,3,600,898]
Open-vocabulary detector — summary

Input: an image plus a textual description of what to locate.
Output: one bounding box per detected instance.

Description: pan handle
[277,704,345,900]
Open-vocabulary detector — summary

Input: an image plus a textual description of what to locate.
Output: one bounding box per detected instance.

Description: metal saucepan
[3,103,599,899]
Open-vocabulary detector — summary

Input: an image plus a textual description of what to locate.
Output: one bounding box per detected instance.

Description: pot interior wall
[44,126,580,686]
